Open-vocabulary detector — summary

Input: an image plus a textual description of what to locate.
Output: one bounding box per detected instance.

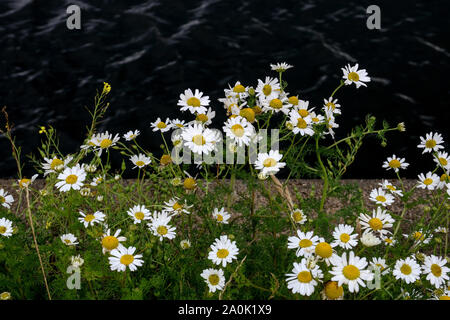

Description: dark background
[0,0,449,178]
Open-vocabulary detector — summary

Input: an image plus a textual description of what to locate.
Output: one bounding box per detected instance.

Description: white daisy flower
[101,228,127,254]
[434,151,450,170]
[208,235,239,267]
[181,124,217,155]
[434,226,448,234]
[223,116,254,147]
[370,257,390,275]
[171,132,184,148]
[109,246,144,272]
[18,174,38,189]
[403,230,432,245]
[359,207,394,236]
[201,268,226,293]
[288,110,314,136]
[163,197,192,216]
[393,257,421,284]
[0,218,14,237]
[90,175,105,187]
[170,119,187,130]
[380,235,397,247]
[127,205,151,224]
[270,62,293,72]
[224,81,249,100]
[180,239,191,250]
[331,224,358,249]
[91,131,120,156]
[148,212,176,241]
[369,187,395,207]
[0,189,14,209]
[292,100,314,118]
[178,89,210,114]
[261,95,290,114]
[290,209,307,224]
[78,210,105,228]
[422,255,449,288]
[417,132,444,154]
[61,233,78,246]
[360,232,381,247]
[417,171,440,190]
[41,155,73,176]
[323,97,341,115]
[212,207,231,224]
[82,163,97,173]
[382,154,409,172]
[288,230,320,258]
[194,107,216,126]
[130,154,151,169]
[55,164,87,192]
[341,63,371,88]
[309,111,325,125]
[437,172,450,189]
[324,110,339,138]
[123,129,140,141]
[254,150,286,176]
[314,240,338,266]
[151,117,172,132]
[255,76,280,101]
[379,179,403,197]
[329,251,374,293]
[70,255,84,269]
[285,259,323,296]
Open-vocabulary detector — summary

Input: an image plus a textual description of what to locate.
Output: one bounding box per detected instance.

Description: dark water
[0,0,449,178]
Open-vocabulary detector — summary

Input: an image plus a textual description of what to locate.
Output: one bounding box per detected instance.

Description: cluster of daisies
[285,206,449,299]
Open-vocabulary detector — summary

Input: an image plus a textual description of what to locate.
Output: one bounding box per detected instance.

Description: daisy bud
[397,122,406,132]
[228,234,235,240]
[171,177,182,186]
[380,141,387,147]
[286,121,294,130]
[114,175,120,181]
[0,292,11,300]
[258,172,268,180]
[160,154,172,166]
[415,252,425,263]
[97,195,103,202]
[435,237,442,244]
[423,206,431,213]
[248,87,255,96]
[0,243,4,250]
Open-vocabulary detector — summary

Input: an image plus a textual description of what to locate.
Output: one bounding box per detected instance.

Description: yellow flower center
[50,158,64,170]
[298,109,309,118]
[192,134,206,146]
[184,177,196,190]
[0,226,6,234]
[376,264,385,271]
[262,84,272,96]
[196,114,209,123]
[296,118,307,129]
[187,97,201,107]
[102,236,119,250]
[208,274,220,285]
[292,211,303,222]
[324,281,343,300]
[386,185,396,191]
[135,160,145,167]
[65,174,78,185]
[326,102,336,110]
[439,157,448,166]
[64,239,71,244]
[172,202,183,211]
[423,178,433,185]
[100,138,112,149]
[269,99,282,109]
[239,108,255,122]
[413,231,425,241]
[252,106,262,114]
[263,158,277,168]
[340,233,350,243]
[439,295,450,300]
[0,196,5,204]
[233,84,245,93]
[120,254,134,266]
[288,96,299,105]
[160,154,172,165]
[369,218,383,231]
[19,178,31,188]
[389,159,401,168]
[217,249,229,259]
[384,238,393,244]
[216,214,223,222]
[376,195,386,203]
[342,265,360,280]
[297,271,312,283]
[400,264,412,275]
[348,72,360,82]
[157,225,168,236]
[84,214,95,222]
[440,174,449,182]
[157,122,167,129]
[431,264,442,277]
[134,212,145,220]
[315,242,332,258]
[231,124,245,137]
[299,239,312,248]
[425,139,436,149]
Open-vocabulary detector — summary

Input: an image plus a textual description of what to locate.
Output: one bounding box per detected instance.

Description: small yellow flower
[39,126,47,134]
[102,82,111,95]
